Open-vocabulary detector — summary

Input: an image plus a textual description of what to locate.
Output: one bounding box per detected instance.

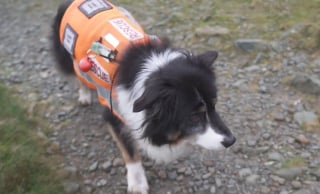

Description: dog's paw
[78,93,92,105]
[78,86,92,106]
[126,162,149,194]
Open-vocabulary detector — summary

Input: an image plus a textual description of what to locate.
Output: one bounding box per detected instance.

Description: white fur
[138,139,188,163]
[126,162,149,194]
[78,80,92,105]
[131,50,183,100]
[194,126,225,150]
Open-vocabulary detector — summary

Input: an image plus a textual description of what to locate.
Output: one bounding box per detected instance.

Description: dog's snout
[222,135,236,148]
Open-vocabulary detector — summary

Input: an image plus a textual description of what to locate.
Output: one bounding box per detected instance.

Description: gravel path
[1,0,319,194]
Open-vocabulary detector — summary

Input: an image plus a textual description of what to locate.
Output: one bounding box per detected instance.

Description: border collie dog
[52,0,236,193]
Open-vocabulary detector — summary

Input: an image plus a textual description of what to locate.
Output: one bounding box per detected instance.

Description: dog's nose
[222,135,236,148]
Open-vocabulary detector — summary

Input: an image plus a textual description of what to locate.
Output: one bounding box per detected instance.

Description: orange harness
[60,0,156,120]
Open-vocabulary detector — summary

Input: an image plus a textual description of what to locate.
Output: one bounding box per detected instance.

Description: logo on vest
[88,56,111,84]
[79,0,112,18]
[63,24,78,56]
[109,18,144,41]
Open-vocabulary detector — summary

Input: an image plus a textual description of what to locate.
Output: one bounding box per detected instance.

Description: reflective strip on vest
[74,63,122,120]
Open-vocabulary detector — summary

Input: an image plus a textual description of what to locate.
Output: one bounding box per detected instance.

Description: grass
[0,84,65,194]
[282,157,307,169]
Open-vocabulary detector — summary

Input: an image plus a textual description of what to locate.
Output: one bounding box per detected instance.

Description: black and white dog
[52,0,236,193]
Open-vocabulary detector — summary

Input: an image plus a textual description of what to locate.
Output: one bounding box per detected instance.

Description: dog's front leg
[78,79,92,105]
[105,112,148,194]
[126,161,148,194]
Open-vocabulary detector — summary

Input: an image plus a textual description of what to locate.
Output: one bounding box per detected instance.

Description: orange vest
[60,0,155,120]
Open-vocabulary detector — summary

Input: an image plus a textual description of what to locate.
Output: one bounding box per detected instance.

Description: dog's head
[133,50,236,151]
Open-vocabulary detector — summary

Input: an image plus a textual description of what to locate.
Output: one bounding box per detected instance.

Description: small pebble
[202,172,212,179]
[113,158,124,167]
[291,180,302,189]
[210,186,216,193]
[239,168,252,178]
[88,161,99,172]
[102,160,112,171]
[96,179,107,187]
[245,174,260,184]
[158,170,167,179]
[295,134,311,145]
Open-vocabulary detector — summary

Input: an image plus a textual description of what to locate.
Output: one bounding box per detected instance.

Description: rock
[253,53,266,64]
[203,160,215,167]
[245,174,259,185]
[262,133,271,140]
[215,178,222,187]
[259,85,268,93]
[88,161,99,172]
[310,168,320,179]
[295,134,311,145]
[232,79,246,89]
[202,172,212,180]
[291,189,311,194]
[84,179,92,185]
[247,139,257,147]
[101,161,112,171]
[210,186,216,193]
[280,190,290,194]
[294,111,319,126]
[274,168,303,180]
[177,167,186,174]
[40,71,49,79]
[272,112,286,121]
[168,171,177,180]
[290,73,320,95]
[185,168,192,175]
[239,168,252,178]
[270,175,286,184]
[291,180,302,189]
[113,158,124,167]
[63,181,80,194]
[260,186,271,194]
[84,186,93,193]
[158,170,167,179]
[234,39,270,53]
[96,179,107,187]
[245,65,260,72]
[268,152,284,162]
[195,25,230,36]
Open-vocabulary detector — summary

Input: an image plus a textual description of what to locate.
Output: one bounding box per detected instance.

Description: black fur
[51,0,75,75]
[116,41,172,89]
[120,47,224,146]
[103,108,136,159]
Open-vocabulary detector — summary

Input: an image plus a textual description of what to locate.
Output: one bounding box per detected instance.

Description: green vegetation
[0,84,64,194]
[282,156,307,169]
[213,0,320,39]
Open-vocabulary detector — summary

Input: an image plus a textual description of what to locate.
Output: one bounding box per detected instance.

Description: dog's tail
[51,0,74,75]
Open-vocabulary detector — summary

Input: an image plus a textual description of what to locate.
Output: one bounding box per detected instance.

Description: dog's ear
[133,90,158,112]
[198,51,218,67]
